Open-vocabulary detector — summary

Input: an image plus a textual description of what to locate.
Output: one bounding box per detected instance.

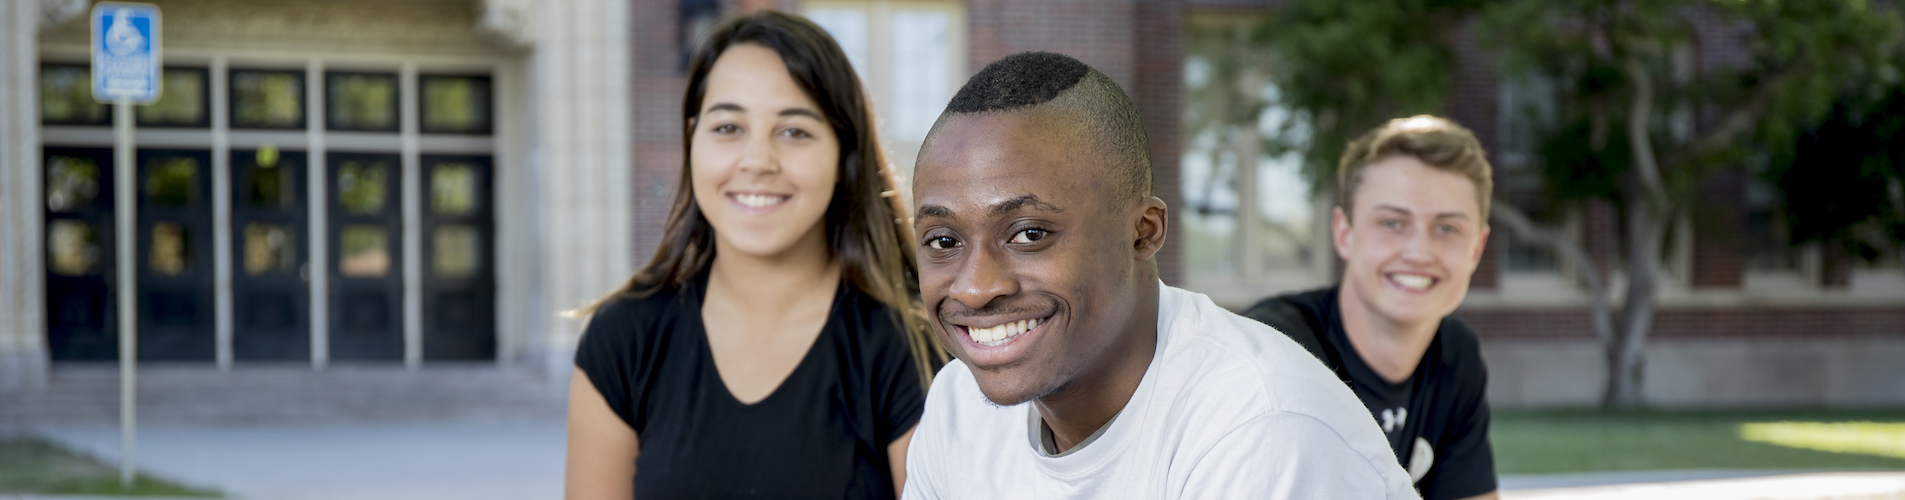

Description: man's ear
[1133,196,1169,262]
[1332,206,1354,262]
[1472,224,1491,265]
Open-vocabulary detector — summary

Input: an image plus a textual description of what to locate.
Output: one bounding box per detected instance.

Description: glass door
[421,155,495,360]
[43,147,118,360]
[136,149,216,361]
[232,148,311,360]
[327,152,404,360]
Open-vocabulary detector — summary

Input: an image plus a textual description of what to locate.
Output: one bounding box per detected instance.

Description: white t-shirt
[902,284,1419,499]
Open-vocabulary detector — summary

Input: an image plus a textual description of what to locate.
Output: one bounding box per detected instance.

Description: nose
[1401,225,1434,263]
[949,244,1018,311]
[736,129,780,175]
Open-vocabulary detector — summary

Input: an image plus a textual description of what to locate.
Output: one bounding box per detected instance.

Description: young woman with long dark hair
[564,10,945,499]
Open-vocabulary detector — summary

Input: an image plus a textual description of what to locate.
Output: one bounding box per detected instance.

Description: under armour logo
[1380,408,1407,433]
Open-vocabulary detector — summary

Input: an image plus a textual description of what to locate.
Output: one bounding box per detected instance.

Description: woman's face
[690,43,841,260]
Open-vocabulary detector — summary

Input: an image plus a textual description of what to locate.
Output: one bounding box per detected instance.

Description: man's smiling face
[912,111,1144,406]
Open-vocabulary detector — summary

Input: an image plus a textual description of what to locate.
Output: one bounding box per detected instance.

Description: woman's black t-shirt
[574,271,927,499]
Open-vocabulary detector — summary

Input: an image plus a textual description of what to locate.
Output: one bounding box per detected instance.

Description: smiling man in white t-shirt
[901,51,1417,499]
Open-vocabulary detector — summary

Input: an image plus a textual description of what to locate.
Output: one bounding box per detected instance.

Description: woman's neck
[707,224,839,317]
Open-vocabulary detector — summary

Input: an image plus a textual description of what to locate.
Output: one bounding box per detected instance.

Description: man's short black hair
[930,51,1153,201]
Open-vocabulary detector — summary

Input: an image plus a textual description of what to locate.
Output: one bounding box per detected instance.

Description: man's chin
[972,374,1048,407]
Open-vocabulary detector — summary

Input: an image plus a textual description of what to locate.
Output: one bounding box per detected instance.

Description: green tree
[1263,0,1904,408]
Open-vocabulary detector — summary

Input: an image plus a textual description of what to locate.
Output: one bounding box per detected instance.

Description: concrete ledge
[1484,336,1905,408]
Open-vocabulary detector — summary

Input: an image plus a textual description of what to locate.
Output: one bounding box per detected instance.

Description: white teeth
[1389,273,1433,291]
[734,194,786,208]
[971,318,1041,347]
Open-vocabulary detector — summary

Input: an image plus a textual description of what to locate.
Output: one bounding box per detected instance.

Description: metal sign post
[91,2,161,489]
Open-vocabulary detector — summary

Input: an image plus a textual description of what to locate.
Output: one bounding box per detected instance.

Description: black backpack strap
[1240,297,1349,383]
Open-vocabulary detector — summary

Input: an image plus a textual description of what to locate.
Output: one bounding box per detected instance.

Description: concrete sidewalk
[11,422,566,500]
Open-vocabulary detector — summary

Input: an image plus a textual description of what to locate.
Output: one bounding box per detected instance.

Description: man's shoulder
[1237,286,1335,332]
[1156,286,1367,421]
[1431,313,1490,386]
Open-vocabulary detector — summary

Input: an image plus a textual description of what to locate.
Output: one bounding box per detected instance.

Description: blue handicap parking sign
[92,2,163,104]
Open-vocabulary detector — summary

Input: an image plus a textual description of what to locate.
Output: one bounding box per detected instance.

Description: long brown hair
[576,10,946,385]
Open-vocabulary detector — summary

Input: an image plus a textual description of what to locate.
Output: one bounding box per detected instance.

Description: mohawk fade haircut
[928,51,1154,201]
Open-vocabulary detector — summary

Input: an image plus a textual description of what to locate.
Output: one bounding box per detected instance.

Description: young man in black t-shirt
[1242,115,1499,500]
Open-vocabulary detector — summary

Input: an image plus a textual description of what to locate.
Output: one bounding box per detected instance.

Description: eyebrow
[916,194,1065,221]
[703,102,826,122]
[1372,204,1471,220]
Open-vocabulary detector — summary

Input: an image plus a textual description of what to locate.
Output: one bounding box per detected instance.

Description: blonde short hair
[1336,115,1493,218]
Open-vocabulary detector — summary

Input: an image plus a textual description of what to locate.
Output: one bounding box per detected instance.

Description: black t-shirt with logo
[574,270,927,499]
[1241,285,1496,500]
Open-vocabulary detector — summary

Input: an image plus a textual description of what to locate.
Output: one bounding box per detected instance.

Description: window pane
[46,155,102,212]
[806,8,869,74]
[151,221,190,276]
[244,223,297,276]
[137,68,207,127]
[339,225,390,277]
[145,156,197,206]
[1181,140,1239,279]
[890,10,953,139]
[1254,153,1315,269]
[336,160,388,215]
[431,163,476,215]
[248,160,294,209]
[231,70,304,129]
[327,73,397,131]
[40,65,108,125]
[433,225,479,279]
[420,75,491,134]
[48,220,102,276]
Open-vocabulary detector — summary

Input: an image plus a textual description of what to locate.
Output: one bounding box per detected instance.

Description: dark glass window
[336,160,390,215]
[420,75,492,134]
[150,221,190,276]
[45,154,102,212]
[137,67,210,128]
[327,72,399,132]
[243,223,297,276]
[432,225,479,279]
[431,162,477,215]
[339,225,391,278]
[40,64,109,125]
[47,220,102,276]
[231,69,306,129]
[145,156,197,206]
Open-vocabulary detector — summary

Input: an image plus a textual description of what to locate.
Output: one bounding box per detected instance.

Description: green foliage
[1766,86,1905,260]
[1260,0,1481,195]
[1266,0,1905,249]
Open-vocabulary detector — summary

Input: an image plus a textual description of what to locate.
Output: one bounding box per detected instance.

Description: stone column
[528,0,635,380]
[1,0,50,392]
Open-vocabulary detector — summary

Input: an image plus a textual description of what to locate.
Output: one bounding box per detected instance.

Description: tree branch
[1489,204,1614,345]
[1663,56,1811,169]
[1624,57,1668,206]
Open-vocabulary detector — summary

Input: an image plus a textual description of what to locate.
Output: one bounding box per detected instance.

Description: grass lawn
[1492,408,1905,475]
[0,432,221,497]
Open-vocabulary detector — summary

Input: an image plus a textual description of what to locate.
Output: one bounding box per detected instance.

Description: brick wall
[1134,0,1187,285]
[1692,167,1746,288]
[1449,20,1503,290]
[631,0,690,269]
